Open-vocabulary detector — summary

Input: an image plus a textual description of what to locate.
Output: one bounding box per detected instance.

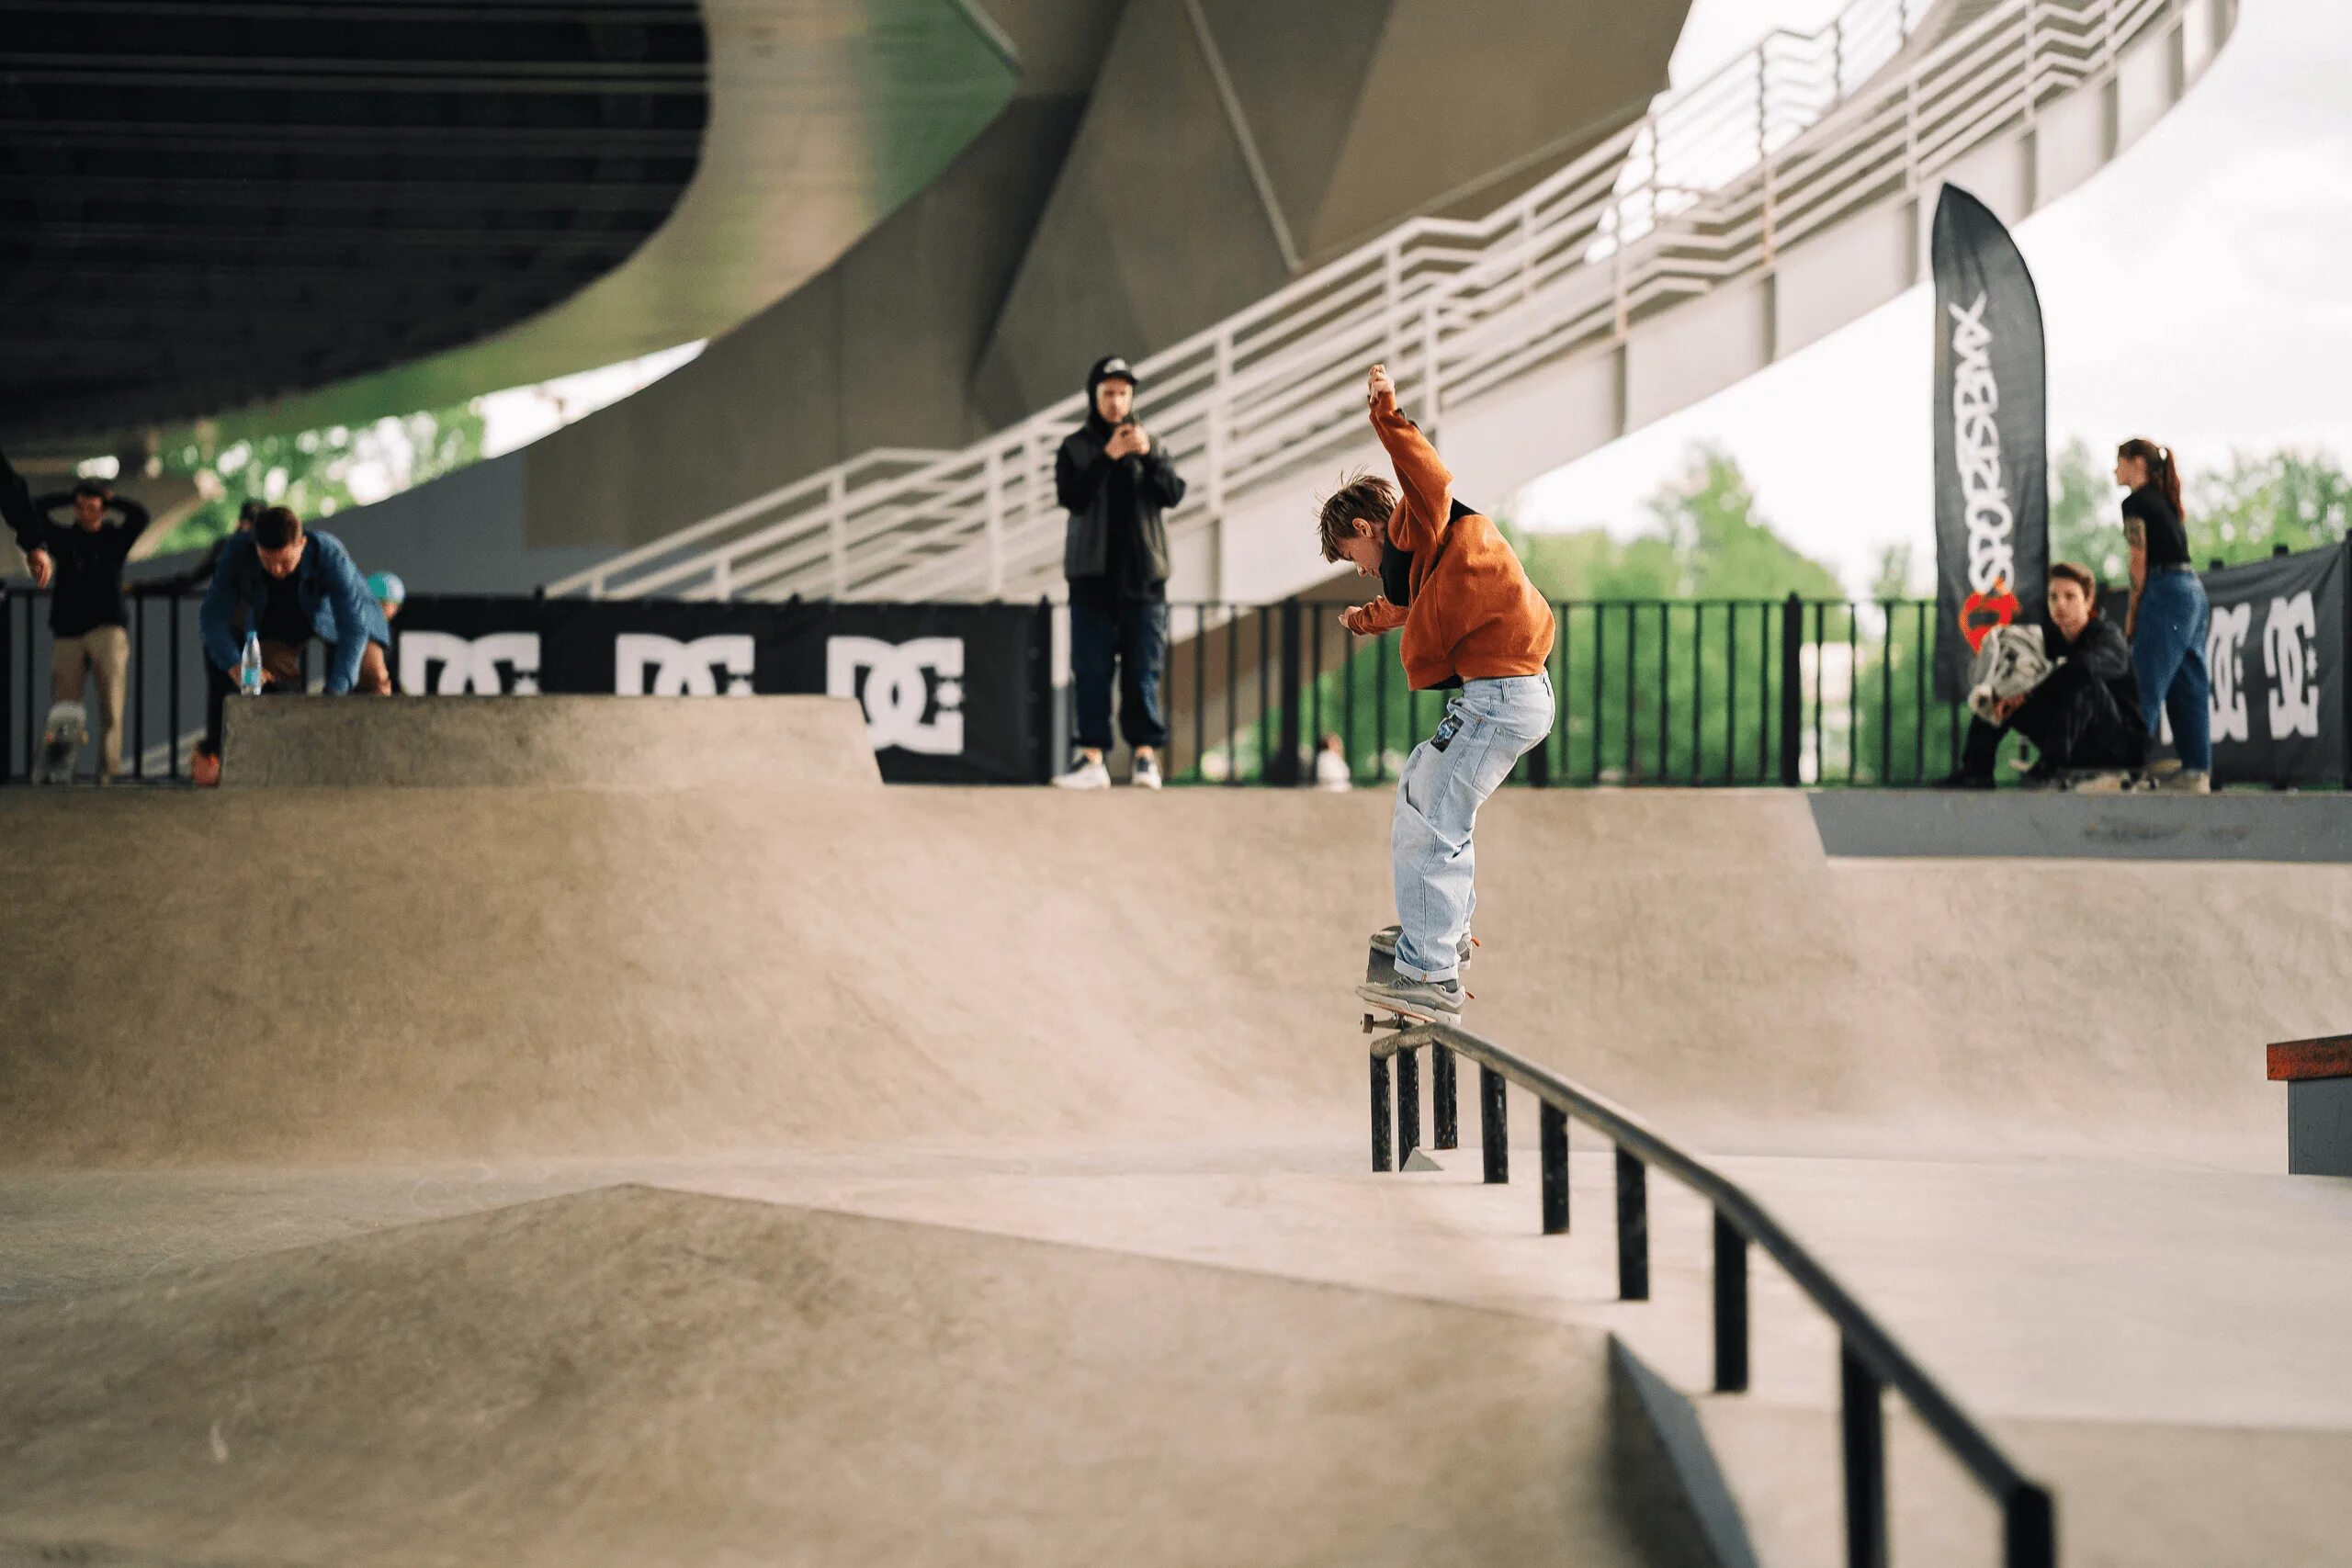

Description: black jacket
[1057,414,1186,587]
[2010,614,2144,769]
[2038,614,2140,719]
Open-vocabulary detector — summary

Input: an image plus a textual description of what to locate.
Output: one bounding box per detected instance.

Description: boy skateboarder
[1325,364,1555,1021]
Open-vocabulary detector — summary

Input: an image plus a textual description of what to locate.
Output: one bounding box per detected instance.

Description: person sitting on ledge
[194,506,391,785]
[1937,561,2144,790]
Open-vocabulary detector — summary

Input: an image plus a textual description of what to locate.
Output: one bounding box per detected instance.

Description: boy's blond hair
[1316,469,1398,563]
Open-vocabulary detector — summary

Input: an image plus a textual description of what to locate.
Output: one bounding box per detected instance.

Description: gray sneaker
[2157,769,2211,795]
[1357,974,1465,1023]
[1370,925,1476,968]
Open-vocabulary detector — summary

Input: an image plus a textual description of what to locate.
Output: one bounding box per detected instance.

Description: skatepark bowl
[5,695,2350,1568]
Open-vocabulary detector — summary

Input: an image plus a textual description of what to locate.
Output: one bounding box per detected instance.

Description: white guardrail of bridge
[548,0,2220,607]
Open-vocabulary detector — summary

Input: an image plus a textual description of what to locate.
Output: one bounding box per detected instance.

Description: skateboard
[2021,767,2150,794]
[1358,925,1476,1032]
[36,702,86,785]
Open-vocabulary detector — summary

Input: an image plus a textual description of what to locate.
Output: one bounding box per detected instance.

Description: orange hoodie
[1344,391,1555,691]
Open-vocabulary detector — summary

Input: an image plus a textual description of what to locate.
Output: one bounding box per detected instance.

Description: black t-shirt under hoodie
[2121,483,2190,570]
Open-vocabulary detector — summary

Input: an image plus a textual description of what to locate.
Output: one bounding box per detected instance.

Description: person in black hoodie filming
[1053,355,1186,789]
[1939,560,2144,788]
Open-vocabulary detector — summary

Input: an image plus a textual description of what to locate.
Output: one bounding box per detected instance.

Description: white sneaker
[2158,769,2211,795]
[1131,753,1162,790]
[1052,758,1112,790]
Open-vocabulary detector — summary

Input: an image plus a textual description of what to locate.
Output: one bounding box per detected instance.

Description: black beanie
[1085,355,1138,399]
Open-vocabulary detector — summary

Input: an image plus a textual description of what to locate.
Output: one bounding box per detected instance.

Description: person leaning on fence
[29,479,153,783]
[1327,363,1555,1021]
[2118,437,2211,794]
[1052,355,1186,790]
[193,506,391,785]
[2,442,54,588]
[1936,562,2144,790]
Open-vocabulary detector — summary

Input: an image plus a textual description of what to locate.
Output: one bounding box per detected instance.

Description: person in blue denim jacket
[194,507,391,783]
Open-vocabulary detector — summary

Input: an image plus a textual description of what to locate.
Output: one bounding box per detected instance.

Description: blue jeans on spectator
[1392,673,1555,983]
[1069,593,1169,751]
[2132,568,2211,773]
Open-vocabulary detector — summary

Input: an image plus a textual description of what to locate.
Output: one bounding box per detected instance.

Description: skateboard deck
[1357,985,1454,1032]
[37,703,86,785]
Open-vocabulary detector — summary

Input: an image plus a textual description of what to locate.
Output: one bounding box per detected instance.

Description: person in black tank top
[2116,437,2211,787]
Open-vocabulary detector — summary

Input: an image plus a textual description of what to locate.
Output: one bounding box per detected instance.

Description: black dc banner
[2199,545,2348,788]
[389,596,1052,784]
[1932,184,2049,701]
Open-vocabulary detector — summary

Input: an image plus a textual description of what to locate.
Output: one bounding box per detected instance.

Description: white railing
[551,0,2209,604]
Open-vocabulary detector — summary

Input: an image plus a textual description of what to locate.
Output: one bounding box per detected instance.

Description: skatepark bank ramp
[3,697,2346,1167]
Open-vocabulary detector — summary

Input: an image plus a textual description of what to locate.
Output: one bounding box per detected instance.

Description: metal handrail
[549,0,2213,606]
[1366,1014,2053,1567]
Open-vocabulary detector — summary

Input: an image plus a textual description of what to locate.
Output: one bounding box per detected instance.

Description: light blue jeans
[1392,672,1555,983]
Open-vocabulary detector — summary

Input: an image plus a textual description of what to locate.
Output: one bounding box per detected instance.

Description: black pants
[1069,594,1169,751]
[1959,681,2146,779]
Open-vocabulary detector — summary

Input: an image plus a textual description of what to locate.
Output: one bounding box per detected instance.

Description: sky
[1515,0,2352,593]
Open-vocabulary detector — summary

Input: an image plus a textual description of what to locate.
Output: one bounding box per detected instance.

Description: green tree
[2188,446,2351,564]
[1509,443,1844,603]
[151,403,487,556]
[2047,435,2120,583]
[2049,437,2350,583]
[1263,443,1855,786]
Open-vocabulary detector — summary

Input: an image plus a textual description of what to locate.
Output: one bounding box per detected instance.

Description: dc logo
[2265,592,2321,740]
[826,636,965,755]
[614,634,755,696]
[399,631,540,694]
[2207,604,2254,745]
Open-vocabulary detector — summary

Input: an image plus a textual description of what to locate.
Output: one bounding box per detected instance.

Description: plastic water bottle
[239,631,264,696]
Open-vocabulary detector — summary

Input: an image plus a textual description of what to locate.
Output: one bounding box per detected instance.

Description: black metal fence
[1,588,334,784]
[1148,595,1973,788]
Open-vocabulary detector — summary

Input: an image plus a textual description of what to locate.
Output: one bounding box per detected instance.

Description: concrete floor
[3,699,2346,1564]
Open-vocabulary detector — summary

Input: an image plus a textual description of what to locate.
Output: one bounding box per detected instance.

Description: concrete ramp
[6,784,2350,1166]
[0,1186,1710,1568]
[223,695,880,790]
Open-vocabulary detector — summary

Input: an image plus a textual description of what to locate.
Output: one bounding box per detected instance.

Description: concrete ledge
[1809,791,2352,863]
[223,695,880,790]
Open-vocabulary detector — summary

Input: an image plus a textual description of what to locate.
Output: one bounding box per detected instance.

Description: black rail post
[2004,1483,2057,1568]
[1614,1148,1649,1301]
[0,588,11,781]
[1539,1103,1569,1235]
[1778,592,1804,786]
[129,595,142,779]
[1275,597,1302,785]
[18,596,35,776]
[1478,1065,1508,1184]
[1396,1045,1421,1167]
[1432,1045,1459,1150]
[1840,1340,1888,1568]
[1713,1212,1749,1393]
[168,594,182,778]
[1370,1055,1393,1173]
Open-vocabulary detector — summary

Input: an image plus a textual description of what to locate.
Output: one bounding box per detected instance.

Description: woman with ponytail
[2116,437,2211,791]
